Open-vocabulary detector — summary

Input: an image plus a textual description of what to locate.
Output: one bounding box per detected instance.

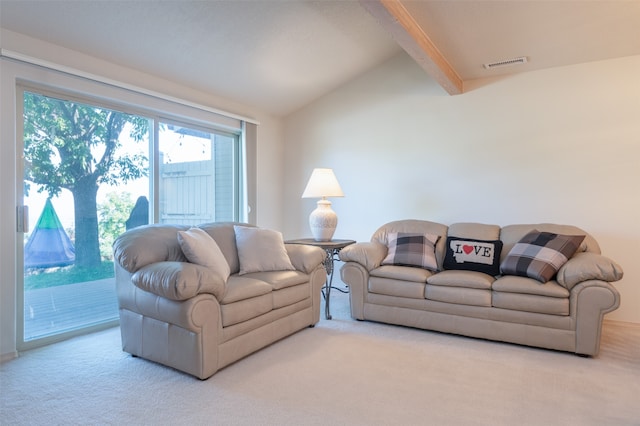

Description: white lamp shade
[301,168,344,199]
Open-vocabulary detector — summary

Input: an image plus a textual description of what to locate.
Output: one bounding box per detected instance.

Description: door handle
[17,205,29,233]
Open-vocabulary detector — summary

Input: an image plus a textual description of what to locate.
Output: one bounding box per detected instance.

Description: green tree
[98,192,135,260]
[23,92,148,267]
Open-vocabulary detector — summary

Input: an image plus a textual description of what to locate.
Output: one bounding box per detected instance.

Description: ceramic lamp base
[309,199,337,241]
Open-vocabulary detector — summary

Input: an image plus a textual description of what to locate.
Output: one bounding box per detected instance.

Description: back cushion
[372,220,448,270]
[199,222,254,275]
[448,223,500,240]
[499,224,599,263]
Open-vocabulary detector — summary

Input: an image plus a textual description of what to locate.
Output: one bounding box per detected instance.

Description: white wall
[283,52,640,324]
[0,30,286,359]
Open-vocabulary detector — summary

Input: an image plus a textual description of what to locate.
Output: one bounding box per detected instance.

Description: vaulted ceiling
[2,0,639,116]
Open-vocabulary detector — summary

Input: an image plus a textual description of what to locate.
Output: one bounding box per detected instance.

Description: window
[158,122,240,225]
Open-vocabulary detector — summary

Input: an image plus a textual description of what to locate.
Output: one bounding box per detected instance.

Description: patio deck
[24,278,119,341]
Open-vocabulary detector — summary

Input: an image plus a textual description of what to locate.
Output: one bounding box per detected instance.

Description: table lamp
[301,168,344,241]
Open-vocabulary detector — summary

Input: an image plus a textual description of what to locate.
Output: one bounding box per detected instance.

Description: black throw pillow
[443,236,503,276]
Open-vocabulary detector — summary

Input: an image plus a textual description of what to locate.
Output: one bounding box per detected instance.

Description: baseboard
[0,351,18,363]
[603,318,640,329]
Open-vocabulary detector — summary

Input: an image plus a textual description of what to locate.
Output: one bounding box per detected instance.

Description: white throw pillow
[234,225,295,275]
[177,227,230,280]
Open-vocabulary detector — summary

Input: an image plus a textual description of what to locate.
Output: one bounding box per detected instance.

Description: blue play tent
[24,198,75,269]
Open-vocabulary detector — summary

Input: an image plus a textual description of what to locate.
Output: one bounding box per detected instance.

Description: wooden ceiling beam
[360,0,463,95]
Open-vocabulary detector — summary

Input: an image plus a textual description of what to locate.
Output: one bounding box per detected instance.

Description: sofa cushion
[241,270,309,291]
[500,230,585,283]
[369,276,426,299]
[234,226,295,275]
[492,292,569,316]
[448,222,500,241]
[221,275,273,304]
[371,265,433,283]
[425,285,491,307]
[132,261,226,301]
[199,222,244,274]
[220,293,273,327]
[427,270,494,290]
[492,275,570,298]
[177,227,230,281]
[272,284,310,309]
[382,232,439,271]
[443,237,503,276]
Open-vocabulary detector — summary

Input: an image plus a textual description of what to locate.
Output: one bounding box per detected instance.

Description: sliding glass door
[18,88,243,349]
[20,90,150,346]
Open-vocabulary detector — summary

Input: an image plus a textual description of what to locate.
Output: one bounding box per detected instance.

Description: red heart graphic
[463,245,474,254]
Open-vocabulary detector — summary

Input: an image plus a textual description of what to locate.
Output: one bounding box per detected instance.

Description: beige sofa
[113,222,327,379]
[339,220,623,356]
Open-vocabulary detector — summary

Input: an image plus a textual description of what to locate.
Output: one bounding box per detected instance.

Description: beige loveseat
[113,222,327,379]
[339,220,623,356]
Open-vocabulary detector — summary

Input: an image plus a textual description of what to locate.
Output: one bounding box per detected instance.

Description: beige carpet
[2,289,639,426]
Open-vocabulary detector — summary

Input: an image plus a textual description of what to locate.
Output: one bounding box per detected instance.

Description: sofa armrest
[557,252,624,290]
[132,261,227,301]
[113,225,187,273]
[339,242,387,271]
[570,280,620,355]
[340,262,370,320]
[285,244,326,274]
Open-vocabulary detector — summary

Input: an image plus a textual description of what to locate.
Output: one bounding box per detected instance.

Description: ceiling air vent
[483,56,528,70]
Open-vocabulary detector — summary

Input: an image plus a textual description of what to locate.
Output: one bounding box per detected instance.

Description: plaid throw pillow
[500,230,585,283]
[382,232,440,271]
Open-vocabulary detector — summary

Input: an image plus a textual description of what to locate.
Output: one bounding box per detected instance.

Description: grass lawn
[24,261,115,291]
